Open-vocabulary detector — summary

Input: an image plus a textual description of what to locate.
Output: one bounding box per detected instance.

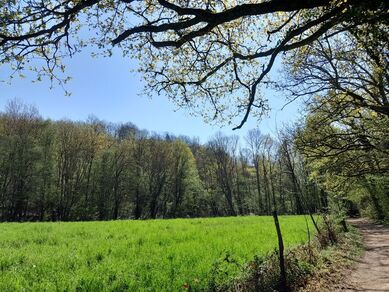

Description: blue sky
[0,48,303,143]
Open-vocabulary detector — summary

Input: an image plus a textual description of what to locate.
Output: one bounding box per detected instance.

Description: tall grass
[0,216,314,291]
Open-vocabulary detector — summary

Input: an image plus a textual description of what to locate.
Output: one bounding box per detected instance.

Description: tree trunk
[254,162,262,214]
[133,185,142,219]
[270,159,288,292]
[309,213,321,235]
[273,211,288,292]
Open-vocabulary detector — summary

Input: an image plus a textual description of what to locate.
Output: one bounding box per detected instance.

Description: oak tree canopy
[0,0,387,128]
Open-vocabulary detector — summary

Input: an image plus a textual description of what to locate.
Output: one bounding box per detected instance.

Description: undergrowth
[208,217,363,292]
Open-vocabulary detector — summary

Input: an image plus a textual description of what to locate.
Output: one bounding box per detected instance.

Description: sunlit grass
[0,216,314,291]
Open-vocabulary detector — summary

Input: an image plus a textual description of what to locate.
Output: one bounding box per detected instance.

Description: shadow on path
[341,218,389,291]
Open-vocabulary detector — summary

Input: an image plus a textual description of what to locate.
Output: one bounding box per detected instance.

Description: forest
[2,89,388,223]
[0,100,327,222]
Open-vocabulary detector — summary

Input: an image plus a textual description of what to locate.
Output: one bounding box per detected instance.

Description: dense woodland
[0,0,388,223]
[3,83,388,222]
[0,100,327,221]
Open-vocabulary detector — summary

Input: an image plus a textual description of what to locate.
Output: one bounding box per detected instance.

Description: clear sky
[0,47,303,144]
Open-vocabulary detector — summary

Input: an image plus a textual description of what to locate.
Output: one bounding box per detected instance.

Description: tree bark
[273,211,288,292]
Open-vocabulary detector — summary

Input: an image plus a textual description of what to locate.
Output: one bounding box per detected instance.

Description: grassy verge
[299,225,363,292]
[209,221,363,291]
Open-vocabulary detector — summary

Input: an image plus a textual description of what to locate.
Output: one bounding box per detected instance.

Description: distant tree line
[0,100,325,222]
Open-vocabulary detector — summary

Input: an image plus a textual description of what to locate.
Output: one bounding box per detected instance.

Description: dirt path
[343,218,389,291]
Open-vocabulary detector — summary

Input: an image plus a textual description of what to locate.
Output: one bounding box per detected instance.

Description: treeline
[287,25,389,221]
[0,100,325,221]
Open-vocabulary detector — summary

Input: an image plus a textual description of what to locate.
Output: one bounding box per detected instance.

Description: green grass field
[0,216,314,291]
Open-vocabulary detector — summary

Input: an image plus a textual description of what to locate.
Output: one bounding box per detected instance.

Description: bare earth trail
[342,218,389,291]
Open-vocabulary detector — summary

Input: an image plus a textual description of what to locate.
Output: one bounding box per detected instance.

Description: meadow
[0,216,314,291]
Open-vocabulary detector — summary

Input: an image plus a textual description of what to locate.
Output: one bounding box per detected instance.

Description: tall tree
[246,129,265,214]
[146,137,171,219]
[208,133,239,216]
[0,100,42,220]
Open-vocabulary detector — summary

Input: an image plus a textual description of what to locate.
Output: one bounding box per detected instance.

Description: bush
[208,216,352,292]
[208,246,321,292]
